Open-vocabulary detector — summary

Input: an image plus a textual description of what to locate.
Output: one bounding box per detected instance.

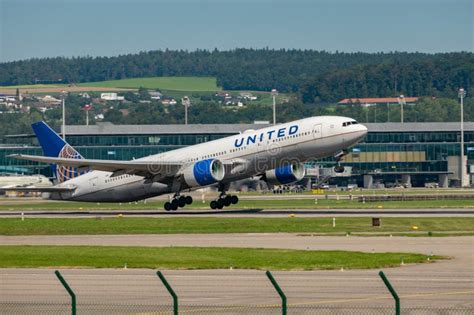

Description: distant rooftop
[62,121,474,136]
[338,97,418,104]
[365,122,474,132]
[64,122,270,135]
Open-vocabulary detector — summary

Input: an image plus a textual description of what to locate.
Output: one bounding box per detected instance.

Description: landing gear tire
[230,195,239,204]
[185,196,193,205]
[163,194,194,211]
[334,165,345,173]
[171,199,179,210]
[178,196,187,208]
[217,198,225,208]
[223,195,232,207]
[210,194,239,209]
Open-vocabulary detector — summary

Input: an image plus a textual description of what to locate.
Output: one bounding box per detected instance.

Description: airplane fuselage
[50,116,367,202]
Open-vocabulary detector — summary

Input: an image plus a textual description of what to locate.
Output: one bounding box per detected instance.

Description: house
[215,92,232,100]
[95,113,104,120]
[149,91,163,100]
[239,92,257,101]
[0,94,17,102]
[39,95,61,105]
[79,92,91,99]
[100,93,124,101]
[338,97,418,107]
[161,98,177,106]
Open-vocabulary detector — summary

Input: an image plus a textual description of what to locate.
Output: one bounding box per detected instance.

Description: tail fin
[32,121,87,183]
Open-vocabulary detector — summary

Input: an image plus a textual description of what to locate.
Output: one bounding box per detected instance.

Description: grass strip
[0,245,441,270]
[0,217,472,236]
[2,198,474,211]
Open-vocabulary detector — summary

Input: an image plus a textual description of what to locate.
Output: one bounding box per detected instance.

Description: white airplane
[3,116,367,210]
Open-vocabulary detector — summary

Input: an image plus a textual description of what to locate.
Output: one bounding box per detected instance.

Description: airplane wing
[8,154,249,182]
[0,185,76,193]
[8,154,184,178]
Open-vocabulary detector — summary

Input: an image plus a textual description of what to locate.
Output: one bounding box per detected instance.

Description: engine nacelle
[264,163,306,185]
[182,159,225,188]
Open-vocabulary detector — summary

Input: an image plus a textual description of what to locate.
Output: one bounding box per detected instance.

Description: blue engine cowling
[182,159,225,188]
[264,163,305,186]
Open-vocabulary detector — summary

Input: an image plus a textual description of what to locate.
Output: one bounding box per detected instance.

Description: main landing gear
[210,193,239,210]
[164,194,193,211]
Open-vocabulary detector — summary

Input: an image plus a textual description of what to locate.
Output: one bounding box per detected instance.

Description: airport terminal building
[1,122,474,188]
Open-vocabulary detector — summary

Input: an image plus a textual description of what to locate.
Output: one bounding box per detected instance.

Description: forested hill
[1,49,472,102]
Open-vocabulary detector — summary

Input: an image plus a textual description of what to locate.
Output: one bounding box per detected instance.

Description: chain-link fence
[1,269,472,314]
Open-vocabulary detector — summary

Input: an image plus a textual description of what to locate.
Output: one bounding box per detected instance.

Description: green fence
[1,270,472,314]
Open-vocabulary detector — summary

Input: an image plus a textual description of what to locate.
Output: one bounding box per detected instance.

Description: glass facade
[66,134,229,147]
[342,131,474,175]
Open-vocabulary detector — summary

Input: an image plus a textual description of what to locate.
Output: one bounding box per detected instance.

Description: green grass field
[78,76,221,91]
[2,198,474,211]
[0,245,440,270]
[1,217,472,236]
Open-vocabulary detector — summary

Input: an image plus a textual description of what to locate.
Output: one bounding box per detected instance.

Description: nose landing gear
[333,149,348,173]
[334,165,345,173]
[164,194,193,211]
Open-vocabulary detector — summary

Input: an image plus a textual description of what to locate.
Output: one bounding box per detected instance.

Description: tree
[124,91,139,102]
[138,87,150,100]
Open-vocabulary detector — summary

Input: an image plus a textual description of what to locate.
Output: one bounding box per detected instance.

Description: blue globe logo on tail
[56,144,86,182]
[32,121,89,183]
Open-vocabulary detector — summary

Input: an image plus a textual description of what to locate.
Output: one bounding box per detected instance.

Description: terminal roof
[64,123,270,135]
[63,122,474,135]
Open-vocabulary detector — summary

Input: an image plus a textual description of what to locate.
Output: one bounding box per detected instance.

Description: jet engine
[182,159,225,188]
[263,163,305,185]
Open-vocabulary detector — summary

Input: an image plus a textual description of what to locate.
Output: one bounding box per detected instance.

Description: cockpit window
[343,121,359,127]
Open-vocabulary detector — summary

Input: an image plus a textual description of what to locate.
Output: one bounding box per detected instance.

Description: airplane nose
[352,124,368,143]
[357,125,369,141]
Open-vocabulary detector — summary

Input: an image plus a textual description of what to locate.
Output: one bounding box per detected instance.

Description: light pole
[459,88,466,187]
[271,89,278,125]
[83,104,92,126]
[61,91,66,139]
[397,94,405,124]
[182,96,190,125]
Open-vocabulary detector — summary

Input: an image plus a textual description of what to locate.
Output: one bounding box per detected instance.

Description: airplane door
[313,124,322,139]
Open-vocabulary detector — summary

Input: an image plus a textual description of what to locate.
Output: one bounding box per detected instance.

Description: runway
[1,207,474,218]
[1,235,473,312]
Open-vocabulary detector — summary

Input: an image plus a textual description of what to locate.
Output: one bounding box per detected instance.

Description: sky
[0,0,472,62]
